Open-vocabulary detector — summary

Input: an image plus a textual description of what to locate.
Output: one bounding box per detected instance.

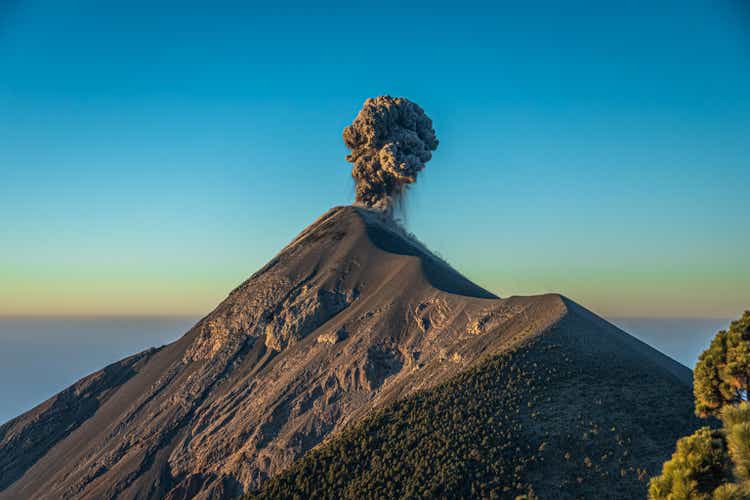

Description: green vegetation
[248,324,697,499]
[650,311,750,500]
[648,404,750,500]
[647,427,731,498]
[694,312,750,418]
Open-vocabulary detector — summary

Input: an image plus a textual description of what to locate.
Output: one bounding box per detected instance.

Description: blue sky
[0,0,748,317]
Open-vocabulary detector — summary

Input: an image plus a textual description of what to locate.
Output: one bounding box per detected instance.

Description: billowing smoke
[343,96,439,210]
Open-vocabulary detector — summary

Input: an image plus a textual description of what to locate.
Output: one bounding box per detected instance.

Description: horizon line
[0,313,737,321]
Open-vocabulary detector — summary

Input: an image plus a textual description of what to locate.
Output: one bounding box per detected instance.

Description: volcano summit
[0,98,700,499]
[1,206,699,499]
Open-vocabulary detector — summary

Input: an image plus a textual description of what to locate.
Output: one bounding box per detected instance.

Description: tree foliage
[649,404,750,500]
[651,312,750,500]
[647,427,732,499]
[694,312,750,418]
[722,404,750,486]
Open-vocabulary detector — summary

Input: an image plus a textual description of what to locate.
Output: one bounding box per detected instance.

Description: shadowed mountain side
[561,299,692,385]
[0,206,698,499]
[360,210,497,299]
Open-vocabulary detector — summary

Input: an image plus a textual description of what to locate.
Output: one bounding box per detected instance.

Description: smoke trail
[343,96,438,210]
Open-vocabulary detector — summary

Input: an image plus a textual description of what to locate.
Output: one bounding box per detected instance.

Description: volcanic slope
[0,206,697,499]
[250,299,699,499]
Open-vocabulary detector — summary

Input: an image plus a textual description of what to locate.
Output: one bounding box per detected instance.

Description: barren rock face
[317,327,346,345]
[0,206,695,500]
[467,302,528,336]
[413,298,450,334]
[0,349,157,491]
[263,286,358,351]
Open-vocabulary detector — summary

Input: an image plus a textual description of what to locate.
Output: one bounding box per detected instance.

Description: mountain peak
[0,207,697,500]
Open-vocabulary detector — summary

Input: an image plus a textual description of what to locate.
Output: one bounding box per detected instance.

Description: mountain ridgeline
[0,206,699,499]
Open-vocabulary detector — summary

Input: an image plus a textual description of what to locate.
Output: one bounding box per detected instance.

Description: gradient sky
[1,0,748,318]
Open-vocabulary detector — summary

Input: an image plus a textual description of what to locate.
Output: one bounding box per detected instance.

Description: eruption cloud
[343,96,439,210]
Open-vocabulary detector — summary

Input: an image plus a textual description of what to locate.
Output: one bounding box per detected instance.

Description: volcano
[0,206,698,499]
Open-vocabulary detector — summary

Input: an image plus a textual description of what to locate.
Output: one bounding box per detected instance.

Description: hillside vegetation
[249,320,699,499]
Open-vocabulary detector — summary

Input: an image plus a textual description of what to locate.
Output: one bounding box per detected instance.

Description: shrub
[648,427,732,499]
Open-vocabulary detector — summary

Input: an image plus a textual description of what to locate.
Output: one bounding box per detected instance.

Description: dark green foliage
[647,427,732,499]
[694,312,750,418]
[247,328,698,499]
[722,404,750,482]
[648,403,750,500]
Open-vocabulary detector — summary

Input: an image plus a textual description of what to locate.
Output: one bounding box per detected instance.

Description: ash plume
[343,96,439,210]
